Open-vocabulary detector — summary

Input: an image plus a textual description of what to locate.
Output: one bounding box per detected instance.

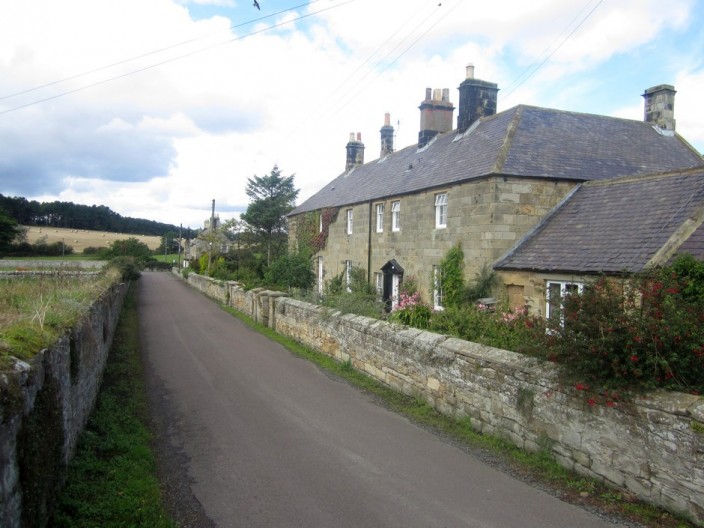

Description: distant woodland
[0,194,179,236]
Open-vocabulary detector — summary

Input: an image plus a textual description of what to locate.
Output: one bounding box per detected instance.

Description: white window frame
[318,256,324,294]
[433,265,444,310]
[346,209,353,235]
[345,260,352,292]
[391,201,401,232]
[435,193,448,228]
[319,212,323,233]
[374,272,383,298]
[375,203,384,233]
[545,280,583,326]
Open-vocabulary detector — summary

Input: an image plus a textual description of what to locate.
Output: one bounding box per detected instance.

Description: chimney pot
[384,112,390,126]
[425,87,432,100]
[349,132,355,142]
[357,132,362,141]
[433,88,442,101]
[466,63,475,79]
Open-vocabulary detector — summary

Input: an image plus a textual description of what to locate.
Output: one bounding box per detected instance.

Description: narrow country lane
[138,272,625,528]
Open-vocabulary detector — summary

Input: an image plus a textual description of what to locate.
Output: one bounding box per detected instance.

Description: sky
[1,0,703,229]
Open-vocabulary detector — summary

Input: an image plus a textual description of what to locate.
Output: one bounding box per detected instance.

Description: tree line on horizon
[0,194,180,236]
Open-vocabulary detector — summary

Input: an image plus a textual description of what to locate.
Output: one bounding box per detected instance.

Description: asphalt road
[138,272,625,528]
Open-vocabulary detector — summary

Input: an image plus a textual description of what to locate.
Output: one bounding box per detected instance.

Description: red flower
[630,355,638,362]
[587,398,597,406]
[575,383,589,391]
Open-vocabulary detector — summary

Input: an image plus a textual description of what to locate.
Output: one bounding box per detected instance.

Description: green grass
[221,303,696,528]
[151,253,180,263]
[51,286,174,528]
[0,270,120,367]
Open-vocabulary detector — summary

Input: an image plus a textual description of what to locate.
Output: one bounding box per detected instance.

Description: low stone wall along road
[138,272,624,528]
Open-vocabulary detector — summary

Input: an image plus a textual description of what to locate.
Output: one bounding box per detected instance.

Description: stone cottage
[287,65,704,310]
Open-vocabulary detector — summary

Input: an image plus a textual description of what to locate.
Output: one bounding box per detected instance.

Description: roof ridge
[583,165,704,188]
[491,106,523,174]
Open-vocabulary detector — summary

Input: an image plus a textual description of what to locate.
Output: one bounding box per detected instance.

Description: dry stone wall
[177,269,704,525]
[0,282,127,528]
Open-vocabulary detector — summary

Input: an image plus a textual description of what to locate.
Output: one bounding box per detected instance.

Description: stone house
[494,167,704,317]
[287,65,704,311]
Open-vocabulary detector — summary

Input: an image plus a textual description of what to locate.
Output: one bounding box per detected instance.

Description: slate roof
[493,168,704,274]
[290,105,703,216]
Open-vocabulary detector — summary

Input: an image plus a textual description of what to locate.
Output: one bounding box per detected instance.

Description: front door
[380,259,404,311]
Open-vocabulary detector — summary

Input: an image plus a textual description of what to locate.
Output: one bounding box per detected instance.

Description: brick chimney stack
[345,132,365,172]
[642,84,676,131]
[457,64,498,133]
[380,113,394,157]
[418,87,454,148]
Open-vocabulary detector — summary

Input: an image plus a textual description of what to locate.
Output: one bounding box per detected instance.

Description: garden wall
[178,270,704,525]
[0,282,127,528]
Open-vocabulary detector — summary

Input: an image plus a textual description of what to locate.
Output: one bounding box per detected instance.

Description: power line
[327,0,463,118]
[0,0,354,116]
[501,0,604,103]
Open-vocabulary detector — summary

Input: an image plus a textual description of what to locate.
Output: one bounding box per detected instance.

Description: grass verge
[222,304,695,528]
[51,285,173,528]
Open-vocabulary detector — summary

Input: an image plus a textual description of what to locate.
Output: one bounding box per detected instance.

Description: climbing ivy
[295,207,339,253]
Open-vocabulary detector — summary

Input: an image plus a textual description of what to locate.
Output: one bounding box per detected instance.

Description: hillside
[22,226,162,252]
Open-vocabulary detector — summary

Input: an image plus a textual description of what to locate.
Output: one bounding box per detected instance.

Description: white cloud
[1,0,702,228]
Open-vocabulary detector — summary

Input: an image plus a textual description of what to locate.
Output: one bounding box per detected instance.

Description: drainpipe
[367,202,373,284]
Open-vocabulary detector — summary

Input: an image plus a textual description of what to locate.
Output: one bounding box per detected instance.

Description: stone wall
[176,270,704,525]
[0,260,107,269]
[0,282,127,528]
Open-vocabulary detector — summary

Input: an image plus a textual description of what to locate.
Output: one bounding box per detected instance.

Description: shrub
[439,243,465,308]
[429,303,545,352]
[542,269,704,395]
[107,257,141,281]
[389,279,432,328]
[264,251,315,291]
[320,266,385,318]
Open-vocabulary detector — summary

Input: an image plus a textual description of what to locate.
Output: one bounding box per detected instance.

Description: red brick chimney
[418,88,454,148]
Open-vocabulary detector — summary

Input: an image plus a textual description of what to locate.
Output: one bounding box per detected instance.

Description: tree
[0,207,20,256]
[106,237,153,264]
[240,165,299,266]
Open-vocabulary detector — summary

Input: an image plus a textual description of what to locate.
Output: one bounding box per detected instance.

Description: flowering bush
[389,279,433,328]
[543,265,704,395]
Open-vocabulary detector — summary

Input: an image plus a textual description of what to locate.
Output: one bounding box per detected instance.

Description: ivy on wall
[295,207,339,253]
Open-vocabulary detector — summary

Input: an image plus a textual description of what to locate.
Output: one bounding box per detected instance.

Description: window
[391,201,400,231]
[374,272,383,298]
[346,209,353,235]
[319,212,323,233]
[433,265,444,310]
[345,260,352,292]
[546,281,583,326]
[376,203,384,233]
[318,256,324,294]
[435,193,447,228]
